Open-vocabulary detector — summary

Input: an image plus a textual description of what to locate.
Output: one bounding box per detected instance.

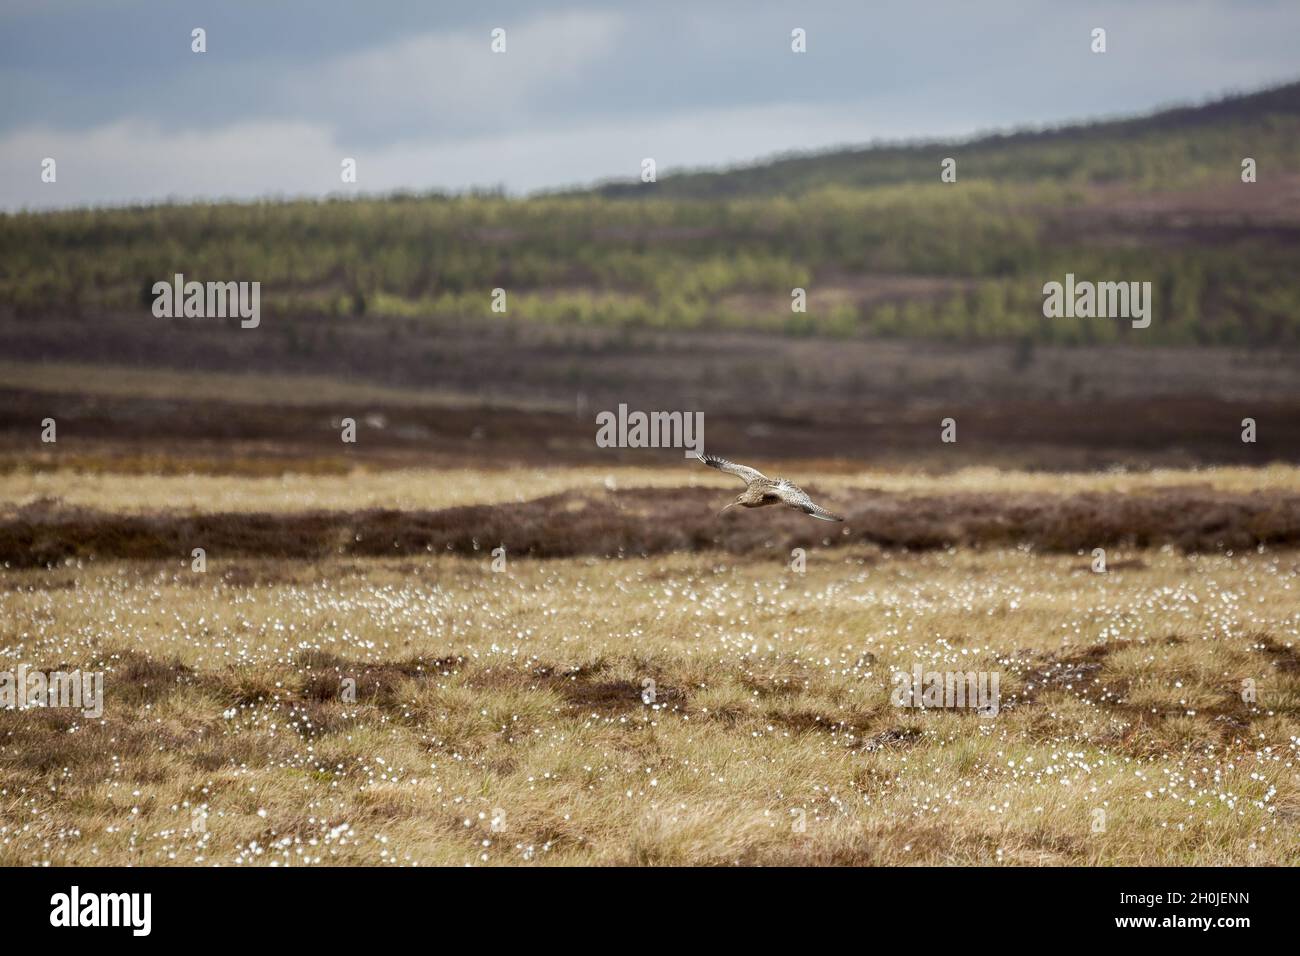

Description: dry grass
[1,547,1297,866]
[3,482,1298,567]
[4,463,1299,514]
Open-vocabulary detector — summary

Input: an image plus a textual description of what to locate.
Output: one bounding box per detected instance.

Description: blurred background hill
[2,81,1299,472]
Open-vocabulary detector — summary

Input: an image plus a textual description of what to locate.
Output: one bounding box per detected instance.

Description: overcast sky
[2,0,1297,210]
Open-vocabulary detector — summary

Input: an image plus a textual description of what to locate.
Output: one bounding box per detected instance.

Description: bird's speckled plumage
[697,453,844,521]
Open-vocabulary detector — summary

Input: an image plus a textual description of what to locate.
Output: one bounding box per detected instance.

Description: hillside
[2,79,1299,364]
[590,80,1300,198]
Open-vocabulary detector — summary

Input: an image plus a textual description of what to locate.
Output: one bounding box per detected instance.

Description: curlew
[696,453,844,521]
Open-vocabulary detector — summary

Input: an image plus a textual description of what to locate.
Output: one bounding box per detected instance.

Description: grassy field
[1,464,1298,866]
[5,463,1300,515]
[3,78,1299,867]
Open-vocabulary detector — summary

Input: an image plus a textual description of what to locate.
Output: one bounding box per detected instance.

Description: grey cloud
[2,0,1297,210]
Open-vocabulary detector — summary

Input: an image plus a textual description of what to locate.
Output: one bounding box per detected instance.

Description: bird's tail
[805,506,844,522]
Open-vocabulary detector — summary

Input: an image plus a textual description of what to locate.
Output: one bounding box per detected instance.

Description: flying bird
[696,453,844,521]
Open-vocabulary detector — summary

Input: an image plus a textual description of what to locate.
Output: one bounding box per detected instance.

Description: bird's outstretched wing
[696,453,769,485]
[774,480,844,522]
